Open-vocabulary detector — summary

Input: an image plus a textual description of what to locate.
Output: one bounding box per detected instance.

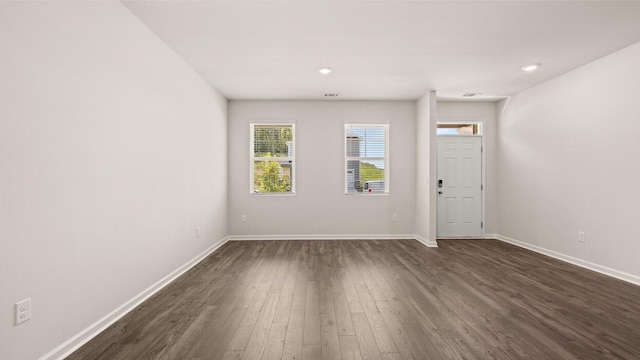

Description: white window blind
[250,124,295,194]
[345,124,389,194]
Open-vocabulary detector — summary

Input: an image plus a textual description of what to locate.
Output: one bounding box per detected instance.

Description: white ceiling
[122,1,640,101]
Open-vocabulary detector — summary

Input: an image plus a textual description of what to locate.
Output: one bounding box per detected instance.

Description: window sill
[250,192,296,197]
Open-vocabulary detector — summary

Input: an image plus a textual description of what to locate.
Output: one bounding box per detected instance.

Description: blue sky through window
[437,128,460,135]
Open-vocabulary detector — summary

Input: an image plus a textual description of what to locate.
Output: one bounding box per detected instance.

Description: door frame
[436,120,486,238]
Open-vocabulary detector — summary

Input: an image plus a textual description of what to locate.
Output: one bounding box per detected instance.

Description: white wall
[415,92,437,244]
[0,2,228,359]
[437,101,498,235]
[228,101,416,238]
[497,41,640,283]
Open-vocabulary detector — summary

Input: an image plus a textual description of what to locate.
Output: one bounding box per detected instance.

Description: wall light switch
[578,231,585,242]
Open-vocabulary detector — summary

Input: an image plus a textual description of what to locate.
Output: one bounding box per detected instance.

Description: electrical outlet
[578,231,585,242]
[15,298,31,325]
[196,227,200,238]
[392,214,398,222]
[241,215,247,223]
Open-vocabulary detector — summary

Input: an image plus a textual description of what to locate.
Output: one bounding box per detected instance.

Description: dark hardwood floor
[67,239,640,360]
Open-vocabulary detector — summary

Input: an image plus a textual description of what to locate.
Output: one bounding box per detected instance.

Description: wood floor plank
[318,252,342,360]
[238,242,282,307]
[351,313,383,360]
[339,335,363,360]
[227,282,272,351]
[304,280,321,346]
[282,306,305,360]
[378,307,441,360]
[273,258,299,323]
[302,345,322,360]
[158,305,217,359]
[330,274,355,336]
[221,350,244,360]
[381,242,513,357]
[291,258,309,308]
[262,322,288,360]
[241,293,280,360]
[385,260,498,357]
[67,240,640,360]
[352,242,389,303]
[343,243,398,354]
[196,306,247,360]
[380,354,402,360]
[335,243,364,314]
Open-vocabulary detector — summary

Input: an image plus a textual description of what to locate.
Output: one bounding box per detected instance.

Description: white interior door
[437,136,483,237]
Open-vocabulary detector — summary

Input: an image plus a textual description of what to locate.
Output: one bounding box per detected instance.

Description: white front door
[437,136,483,237]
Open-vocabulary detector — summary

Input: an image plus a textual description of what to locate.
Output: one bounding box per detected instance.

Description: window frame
[250,123,296,196]
[344,124,390,195]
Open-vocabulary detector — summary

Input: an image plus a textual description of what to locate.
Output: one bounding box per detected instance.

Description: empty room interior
[3,1,640,359]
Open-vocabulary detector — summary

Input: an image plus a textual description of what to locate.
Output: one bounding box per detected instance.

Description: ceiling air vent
[463,93,481,97]
[324,93,339,98]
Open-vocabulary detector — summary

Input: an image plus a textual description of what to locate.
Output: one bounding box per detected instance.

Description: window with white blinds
[345,124,389,194]
[250,124,295,194]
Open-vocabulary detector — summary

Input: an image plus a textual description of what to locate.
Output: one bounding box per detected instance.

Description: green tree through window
[255,154,291,193]
[250,124,295,194]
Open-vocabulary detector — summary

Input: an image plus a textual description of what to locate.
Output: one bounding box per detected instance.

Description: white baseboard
[484,233,498,239]
[496,234,640,287]
[228,234,439,248]
[415,235,439,248]
[41,236,230,360]
[227,234,418,241]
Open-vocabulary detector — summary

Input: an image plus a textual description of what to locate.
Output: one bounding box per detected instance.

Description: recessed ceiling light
[318,67,332,75]
[521,63,540,72]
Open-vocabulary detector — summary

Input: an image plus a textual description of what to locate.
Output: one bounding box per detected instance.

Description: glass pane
[253,160,292,193]
[345,125,388,194]
[345,160,385,193]
[437,128,460,135]
[347,127,386,157]
[437,123,481,135]
[253,125,293,157]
